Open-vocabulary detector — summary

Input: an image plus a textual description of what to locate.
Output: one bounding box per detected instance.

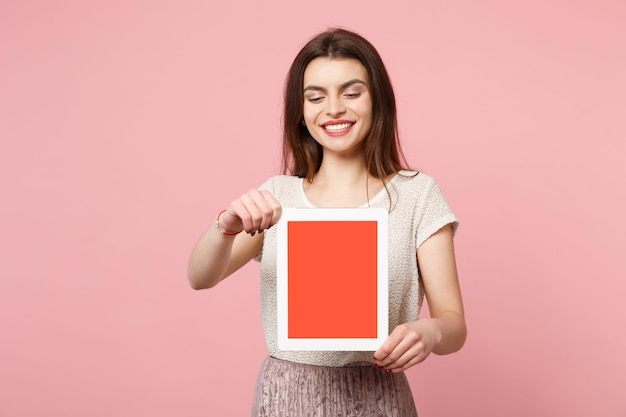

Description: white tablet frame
[276,207,388,351]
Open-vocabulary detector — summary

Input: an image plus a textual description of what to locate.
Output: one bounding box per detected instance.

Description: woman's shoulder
[392,170,458,239]
[390,170,453,209]
[259,174,301,186]
[258,174,302,194]
[392,170,437,191]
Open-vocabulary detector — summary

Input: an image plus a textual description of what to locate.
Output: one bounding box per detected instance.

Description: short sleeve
[415,179,459,249]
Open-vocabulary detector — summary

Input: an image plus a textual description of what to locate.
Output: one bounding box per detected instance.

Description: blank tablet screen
[276,208,388,351]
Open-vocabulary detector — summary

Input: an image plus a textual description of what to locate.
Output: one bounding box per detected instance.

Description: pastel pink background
[1,1,625,416]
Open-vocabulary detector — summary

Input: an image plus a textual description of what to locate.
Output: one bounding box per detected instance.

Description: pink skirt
[251,356,418,417]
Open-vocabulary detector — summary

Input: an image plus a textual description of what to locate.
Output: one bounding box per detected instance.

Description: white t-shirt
[255,171,458,367]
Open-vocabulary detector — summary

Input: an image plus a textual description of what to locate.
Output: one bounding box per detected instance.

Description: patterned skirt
[251,356,418,417]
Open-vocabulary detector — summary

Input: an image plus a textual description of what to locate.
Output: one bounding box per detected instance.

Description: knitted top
[255,171,458,367]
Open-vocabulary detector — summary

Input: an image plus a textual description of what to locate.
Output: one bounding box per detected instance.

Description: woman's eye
[344,92,361,99]
[307,96,323,102]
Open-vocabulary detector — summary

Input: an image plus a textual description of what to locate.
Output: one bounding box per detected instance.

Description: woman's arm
[374,224,466,372]
[187,189,282,290]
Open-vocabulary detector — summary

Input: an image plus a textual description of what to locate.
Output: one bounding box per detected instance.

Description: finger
[224,201,247,233]
[259,190,282,227]
[236,193,263,233]
[384,342,424,371]
[248,189,275,231]
[374,324,419,365]
[376,336,417,368]
[374,323,409,361]
[387,354,425,374]
[373,337,398,364]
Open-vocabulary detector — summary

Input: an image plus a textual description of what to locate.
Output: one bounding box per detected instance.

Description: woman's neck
[313,155,369,187]
[303,153,389,207]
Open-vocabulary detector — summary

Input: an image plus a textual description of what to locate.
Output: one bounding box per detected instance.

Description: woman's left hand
[373,319,442,373]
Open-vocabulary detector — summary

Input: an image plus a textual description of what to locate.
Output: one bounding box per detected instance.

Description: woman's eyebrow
[303,78,367,93]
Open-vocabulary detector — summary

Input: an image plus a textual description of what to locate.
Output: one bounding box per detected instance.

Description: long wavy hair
[281,28,411,182]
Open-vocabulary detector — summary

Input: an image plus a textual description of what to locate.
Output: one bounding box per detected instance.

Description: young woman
[188,28,466,416]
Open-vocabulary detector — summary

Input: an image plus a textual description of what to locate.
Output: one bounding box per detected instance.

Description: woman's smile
[322,120,355,135]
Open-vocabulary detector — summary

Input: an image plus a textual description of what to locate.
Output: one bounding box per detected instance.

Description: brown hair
[281,28,411,181]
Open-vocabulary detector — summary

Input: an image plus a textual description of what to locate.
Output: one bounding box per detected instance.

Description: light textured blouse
[255,171,458,367]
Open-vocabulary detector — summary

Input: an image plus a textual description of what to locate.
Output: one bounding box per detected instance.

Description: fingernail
[385,369,392,374]
[373,363,379,368]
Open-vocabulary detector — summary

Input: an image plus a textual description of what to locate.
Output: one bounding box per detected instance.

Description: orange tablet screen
[287,221,378,338]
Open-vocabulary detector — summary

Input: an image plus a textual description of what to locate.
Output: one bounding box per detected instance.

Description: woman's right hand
[218,189,282,236]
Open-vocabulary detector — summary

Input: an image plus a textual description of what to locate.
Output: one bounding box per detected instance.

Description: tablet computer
[276,207,388,351]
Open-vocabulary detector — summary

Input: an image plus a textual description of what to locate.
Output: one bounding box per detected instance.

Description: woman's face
[302,57,373,158]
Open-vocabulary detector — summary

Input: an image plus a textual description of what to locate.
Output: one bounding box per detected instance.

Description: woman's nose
[325,96,346,117]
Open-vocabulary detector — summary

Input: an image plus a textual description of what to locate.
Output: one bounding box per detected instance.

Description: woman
[188,28,466,416]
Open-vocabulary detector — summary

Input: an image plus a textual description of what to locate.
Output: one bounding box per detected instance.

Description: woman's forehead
[303,57,368,87]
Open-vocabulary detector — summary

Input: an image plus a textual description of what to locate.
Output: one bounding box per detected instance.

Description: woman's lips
[322,121,354,136]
